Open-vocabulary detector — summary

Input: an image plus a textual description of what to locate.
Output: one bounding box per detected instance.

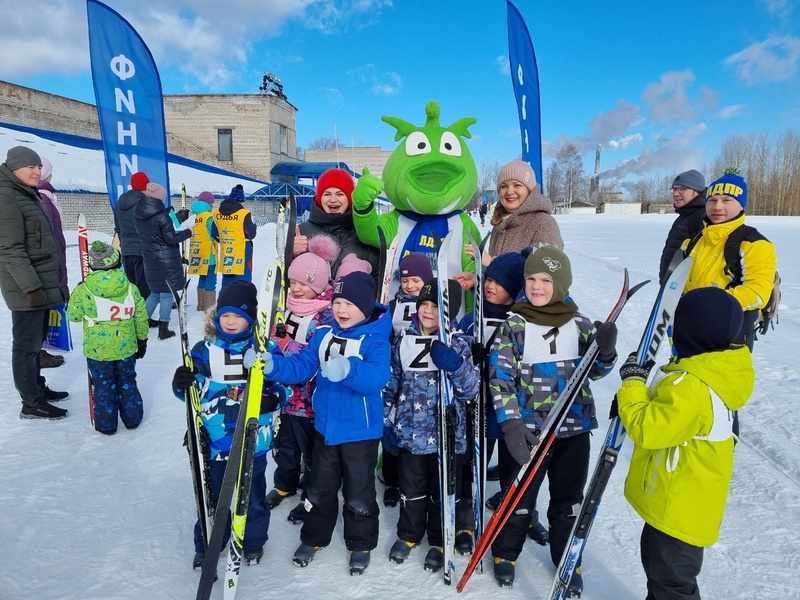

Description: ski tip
[628,278,651,297]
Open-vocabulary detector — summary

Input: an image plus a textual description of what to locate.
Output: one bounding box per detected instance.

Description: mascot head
[381,100,478,216]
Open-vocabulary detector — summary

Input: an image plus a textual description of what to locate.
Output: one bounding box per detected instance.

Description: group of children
[68,223,751,598]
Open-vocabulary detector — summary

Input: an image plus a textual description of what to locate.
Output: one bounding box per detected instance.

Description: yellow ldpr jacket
[618,347,754,547]
[683,213,777,311]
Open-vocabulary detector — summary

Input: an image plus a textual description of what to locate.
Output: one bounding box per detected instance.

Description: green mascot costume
[352,100,481,308]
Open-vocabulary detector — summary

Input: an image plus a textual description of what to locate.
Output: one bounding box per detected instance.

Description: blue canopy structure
[270,161,354,183]
[251,182,314,214]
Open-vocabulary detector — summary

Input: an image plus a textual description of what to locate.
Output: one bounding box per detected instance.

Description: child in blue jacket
[171,281,285,569]
[263,271,392,576]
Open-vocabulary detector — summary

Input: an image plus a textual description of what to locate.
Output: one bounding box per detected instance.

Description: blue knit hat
[707,173,748,208]
[229,184,245,202]
[673,287,743,359]
[484,250,527,301]
[216,280,258,324]
[332,272,375,319]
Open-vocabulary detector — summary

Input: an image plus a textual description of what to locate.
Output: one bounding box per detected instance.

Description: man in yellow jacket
[616,287,754,600]
[682,172,777,350]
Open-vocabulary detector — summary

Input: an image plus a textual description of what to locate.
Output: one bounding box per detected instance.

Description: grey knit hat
[672,169,706,192]
[5,146,42,172]
[497,160,537,194]
[524,246,572,304]
[88,240,121,271]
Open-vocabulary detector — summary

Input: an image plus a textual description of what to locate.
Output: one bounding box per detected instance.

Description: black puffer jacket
[0,164,62,310]
[299,203,379,277]
[134,195,192,294]
[659,196,707,285]
[114,189,147,256]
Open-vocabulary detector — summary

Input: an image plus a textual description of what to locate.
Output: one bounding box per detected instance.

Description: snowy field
[0,213,797,600]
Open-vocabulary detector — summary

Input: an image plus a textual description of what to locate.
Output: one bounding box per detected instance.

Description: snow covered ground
[0,213,796,600]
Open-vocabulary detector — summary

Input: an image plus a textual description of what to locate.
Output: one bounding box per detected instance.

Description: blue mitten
[262,351,275,375]
[320,347,351,382]
[430,340,462,372]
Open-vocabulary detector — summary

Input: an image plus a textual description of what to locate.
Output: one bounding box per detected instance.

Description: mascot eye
[405,131,432,156]
[439,132,462,157]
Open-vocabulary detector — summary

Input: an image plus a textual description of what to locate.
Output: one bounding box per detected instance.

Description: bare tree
[305,136,341,151]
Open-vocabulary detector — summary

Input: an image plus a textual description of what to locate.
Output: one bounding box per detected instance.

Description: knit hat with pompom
[287,234,340,294]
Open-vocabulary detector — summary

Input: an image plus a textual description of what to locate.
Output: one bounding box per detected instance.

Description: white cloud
[606,133,643,150]
[762,0,793,20]
[347,65,403,96]
[641,70,697,122]
[725,36,800,84]
[495,55,510,76]
[717,104,748,119]
[542,100,640,157]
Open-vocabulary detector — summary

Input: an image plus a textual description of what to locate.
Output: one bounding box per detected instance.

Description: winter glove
[26,288,47,307]
[351,167,384,210]
[609,395,619,420]
[242,347,256,370]
[172,365,197,390]
[135,338,147,359]
[261,384,286,414]
[499,418,540,467]
[618,352,655,384]
[471,342,489,366]
[262,351,275,375]
[594,321,618,362]
[430,340,462,372]
[320,347,351,382]
[175,208,190,223]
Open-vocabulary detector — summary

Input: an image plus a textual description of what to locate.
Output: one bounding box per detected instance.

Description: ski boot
[349,550,370,575]
[493,557,516,588]
[486,464,500,481]
[454,530,474,555]
[292,544,321,567]
[287,502,306,524]
[485,490,502,511]
[528,520,549,546]
[244,546,264,565]
[192,552,205,569]
[265,488,295,508]
[388,539,417,564]
[423,546,444,572]
[383,486,401,507]
[567,567,583,598]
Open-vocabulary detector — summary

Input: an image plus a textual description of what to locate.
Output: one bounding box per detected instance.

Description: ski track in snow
[0,215,797,599]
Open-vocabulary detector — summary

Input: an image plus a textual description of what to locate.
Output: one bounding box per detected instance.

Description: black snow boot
[528,520,549,545]
[423,546,444,572]
[148,318,159,328]
[493,557,516,588]
[349,550,370,575]
[388,539,416,564]
[193,552,205,569]
[158,321,176,340]
[20,401,68,420]
[292,544,321,567]
[455,530,474,555]
[245,546,264,565]
[287,502,306,524]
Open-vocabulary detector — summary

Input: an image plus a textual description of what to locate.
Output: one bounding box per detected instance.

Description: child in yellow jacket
[616,287,755,599]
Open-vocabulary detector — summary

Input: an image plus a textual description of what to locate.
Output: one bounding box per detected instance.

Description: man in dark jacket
[0,146,68,419]
[114,171,151,300]
[658,170,706,285]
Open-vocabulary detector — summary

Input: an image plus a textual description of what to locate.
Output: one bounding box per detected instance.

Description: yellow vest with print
[213,207,250,275]
[188,212,216,276]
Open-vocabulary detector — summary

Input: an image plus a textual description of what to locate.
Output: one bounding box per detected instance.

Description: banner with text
[507,0,543,187]
[87,0,170,208]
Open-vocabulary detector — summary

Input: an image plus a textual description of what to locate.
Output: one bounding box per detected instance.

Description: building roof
[271,161,355,179]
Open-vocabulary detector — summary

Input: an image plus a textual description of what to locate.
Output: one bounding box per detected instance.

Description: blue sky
[2,0,799,190]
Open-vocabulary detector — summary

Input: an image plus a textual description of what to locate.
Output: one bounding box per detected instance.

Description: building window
[280,125,288,155]
[218,129,233,161]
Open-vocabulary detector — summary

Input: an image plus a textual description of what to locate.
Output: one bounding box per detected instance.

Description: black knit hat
[416,278,462,317]
[216,280,258,324]
[331,272,376,319]
[673,287,743,359]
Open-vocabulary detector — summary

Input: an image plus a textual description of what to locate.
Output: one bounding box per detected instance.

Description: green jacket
[0,164,62,310]
[618,346,754,546]
[67,269,148,361]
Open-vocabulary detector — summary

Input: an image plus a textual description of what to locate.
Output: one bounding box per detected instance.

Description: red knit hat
[130,171,150,191]
[314,168,354,208]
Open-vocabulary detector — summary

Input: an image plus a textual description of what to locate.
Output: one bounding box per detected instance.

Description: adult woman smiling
[293,168,378,278]
[487,160,563,261]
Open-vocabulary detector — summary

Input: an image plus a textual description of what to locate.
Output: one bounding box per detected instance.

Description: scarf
[287,287,333,317]
[511,298,579,328]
